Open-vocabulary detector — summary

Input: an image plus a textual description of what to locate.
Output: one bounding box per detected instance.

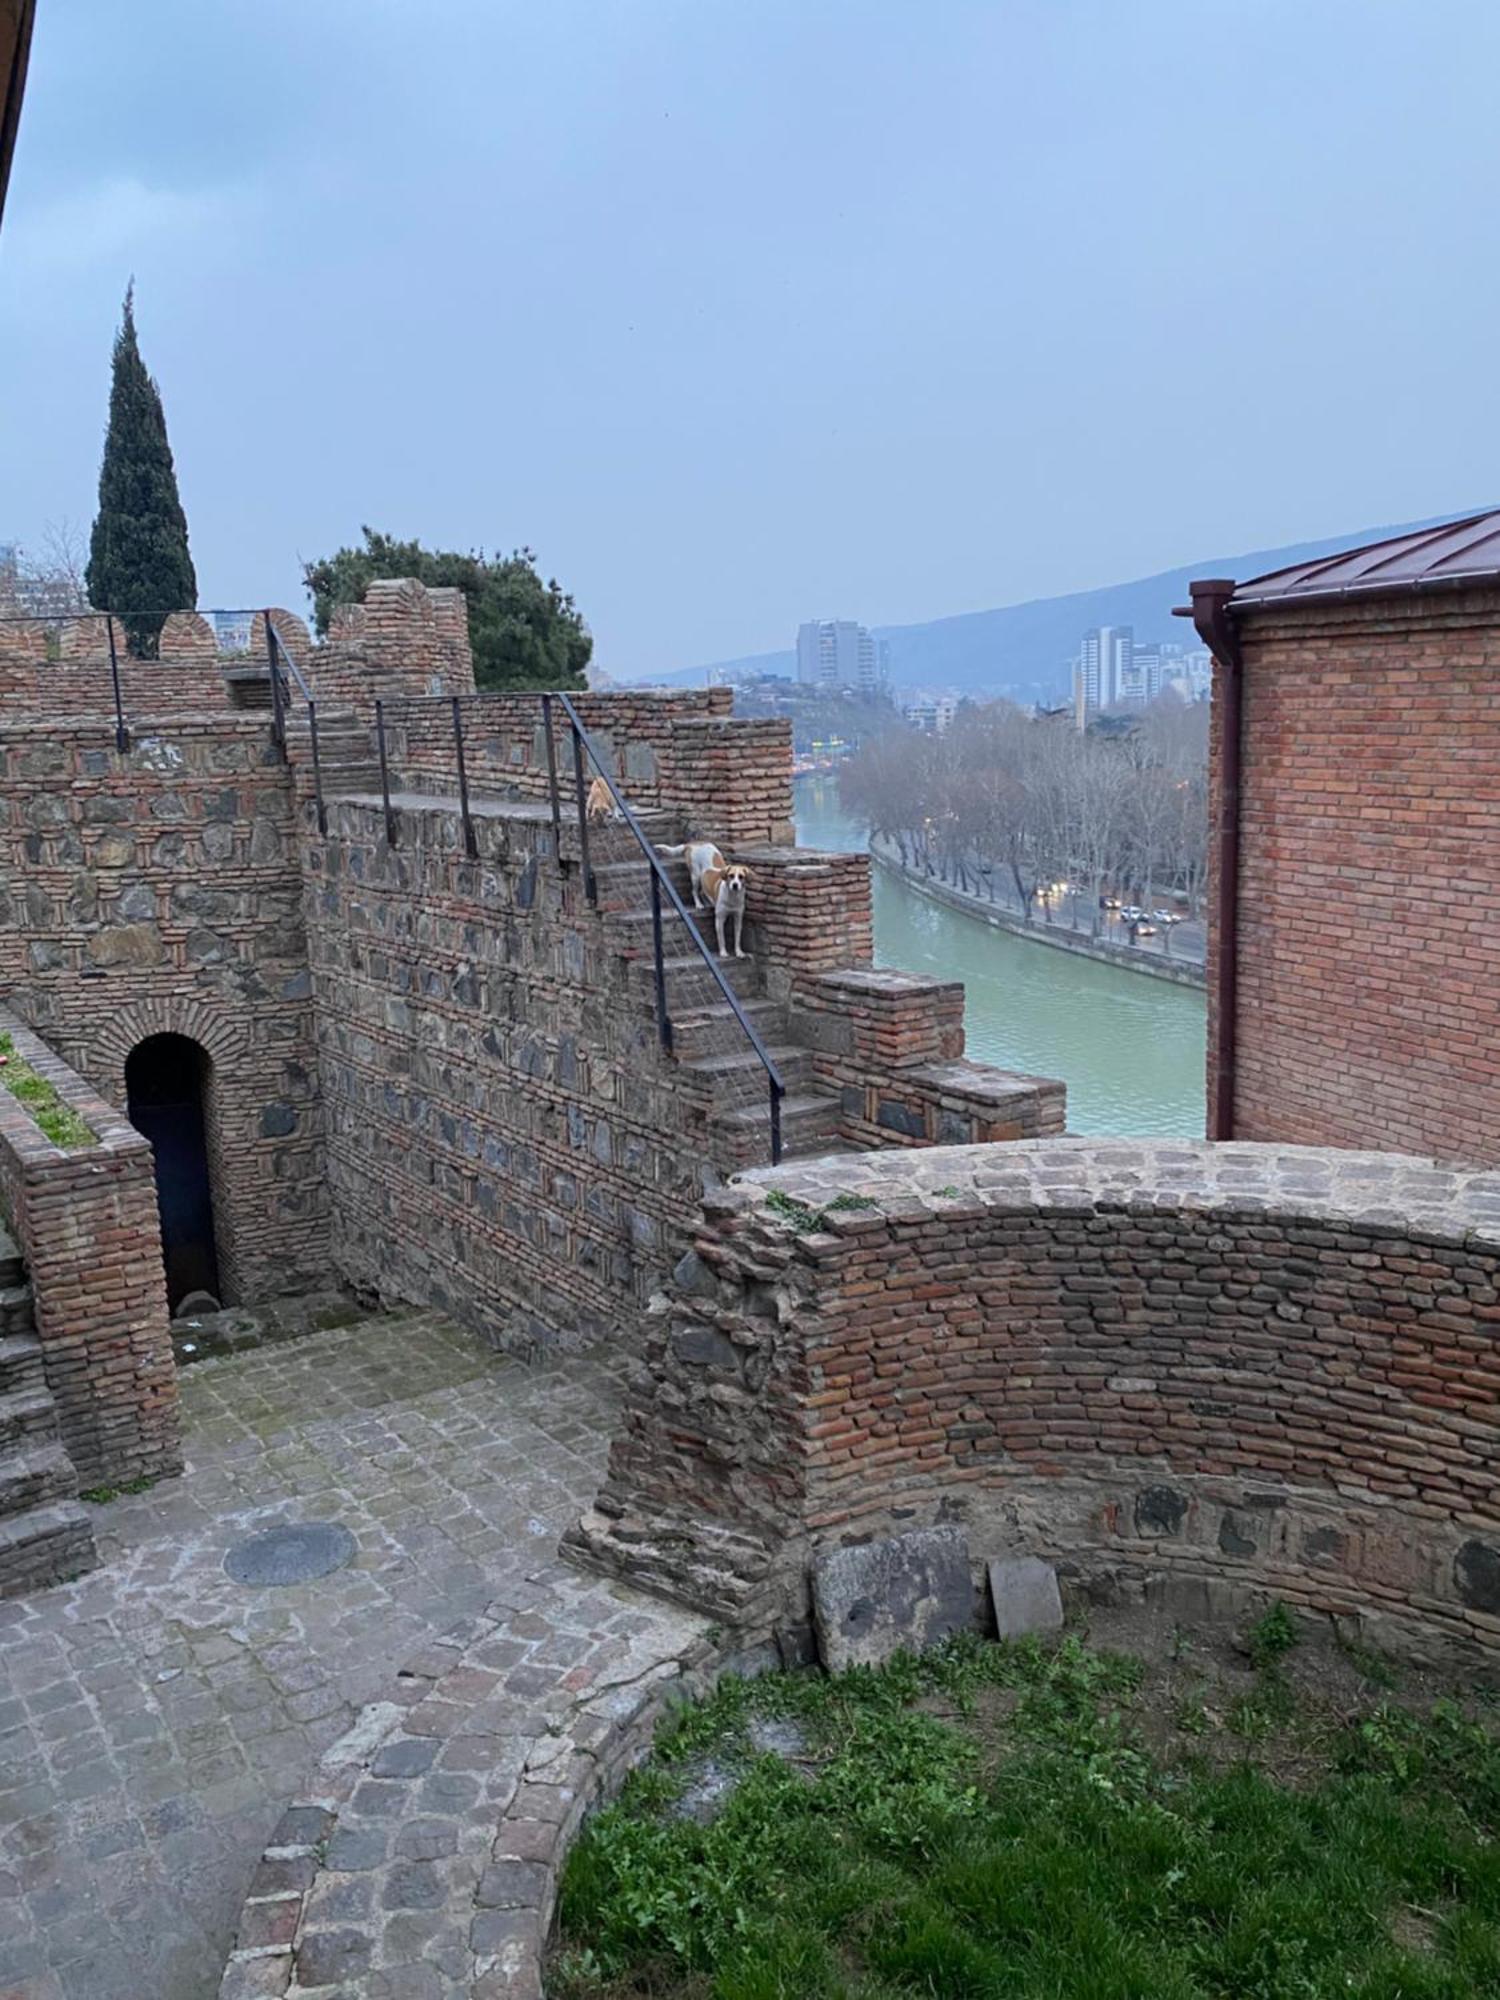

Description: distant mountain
[639,512,1483,698]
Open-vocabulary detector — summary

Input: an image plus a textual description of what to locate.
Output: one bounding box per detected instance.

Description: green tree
[85,286,196,657]
[303,528,592,691]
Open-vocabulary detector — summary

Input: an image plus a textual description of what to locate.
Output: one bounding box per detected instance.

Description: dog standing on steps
[585,776,620,823]
[657,842,752,959]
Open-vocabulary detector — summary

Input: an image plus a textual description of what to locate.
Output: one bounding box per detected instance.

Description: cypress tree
[86,285,196,657]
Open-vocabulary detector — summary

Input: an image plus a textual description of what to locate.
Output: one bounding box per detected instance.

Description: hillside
[639,512,1482,698]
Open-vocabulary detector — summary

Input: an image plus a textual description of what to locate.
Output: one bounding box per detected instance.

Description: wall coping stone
[733,1137,1500,1251]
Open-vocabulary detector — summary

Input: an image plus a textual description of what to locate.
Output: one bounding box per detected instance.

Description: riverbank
[870,838,1207,990]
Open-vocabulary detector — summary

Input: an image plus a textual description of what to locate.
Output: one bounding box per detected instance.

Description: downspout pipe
[1180,579,1243,1141]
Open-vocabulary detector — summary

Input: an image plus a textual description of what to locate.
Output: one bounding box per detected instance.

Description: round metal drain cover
[224,1522,356,1587]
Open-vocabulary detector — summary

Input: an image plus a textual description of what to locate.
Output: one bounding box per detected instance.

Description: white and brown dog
[659,841,752,959]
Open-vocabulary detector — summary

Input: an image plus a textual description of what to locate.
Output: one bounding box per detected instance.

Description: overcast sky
[1,1,1495,676]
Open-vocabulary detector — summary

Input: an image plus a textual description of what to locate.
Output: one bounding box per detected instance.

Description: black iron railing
[552,691,785,1163]
[364,689,786,1164]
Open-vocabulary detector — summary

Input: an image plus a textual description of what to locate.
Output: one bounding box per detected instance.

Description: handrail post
[770,1079,783,1166]
[650,869,672,1053]
[569,719,596,903]
[375,698,396,847]
[308,699,328,835]
[265,612,286,756]
[452,695,477,859]
[540,692,562,852]
[104,614,128,753]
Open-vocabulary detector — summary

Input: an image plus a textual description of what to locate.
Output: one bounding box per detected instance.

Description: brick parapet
[0,1006,180,1487]
[1213,582,1500,1159]
[737,847,874,992]
[788,968,1063,1147]
[570,1138,1500,1663]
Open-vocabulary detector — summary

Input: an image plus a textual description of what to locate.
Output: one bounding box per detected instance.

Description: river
[793,775,1207,1138]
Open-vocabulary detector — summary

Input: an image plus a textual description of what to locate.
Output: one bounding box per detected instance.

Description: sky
[1,0,1497,679]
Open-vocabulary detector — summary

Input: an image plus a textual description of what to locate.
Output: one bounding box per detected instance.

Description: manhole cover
[224,1522,356,1587]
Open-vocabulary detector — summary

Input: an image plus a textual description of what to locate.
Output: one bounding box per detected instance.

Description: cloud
[2,175,254,278]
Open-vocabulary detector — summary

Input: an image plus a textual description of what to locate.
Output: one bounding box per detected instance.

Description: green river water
[793,775,1207,1139]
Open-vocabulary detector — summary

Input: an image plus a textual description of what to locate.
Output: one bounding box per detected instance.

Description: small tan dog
[659,841,752,958]
[585,776,617,823]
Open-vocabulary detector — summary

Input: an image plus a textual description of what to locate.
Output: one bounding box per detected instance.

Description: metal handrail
[553,690,785,1163]
[264,620,313,703]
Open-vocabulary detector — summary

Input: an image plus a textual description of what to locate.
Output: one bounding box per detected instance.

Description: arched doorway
[126,1033,221,1312]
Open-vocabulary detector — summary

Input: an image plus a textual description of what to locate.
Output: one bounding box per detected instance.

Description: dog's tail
[655,843,687,858]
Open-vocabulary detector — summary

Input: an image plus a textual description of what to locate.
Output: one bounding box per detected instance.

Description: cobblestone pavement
[0,1309,627,2000]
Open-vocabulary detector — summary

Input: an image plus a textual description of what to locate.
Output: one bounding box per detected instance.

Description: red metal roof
[1230,507,1500,611]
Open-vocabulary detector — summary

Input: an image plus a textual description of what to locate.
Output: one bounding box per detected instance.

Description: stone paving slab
[0,1308,631,2000]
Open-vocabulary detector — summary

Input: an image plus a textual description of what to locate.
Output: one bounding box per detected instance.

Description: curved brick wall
[570,1140,1500,1663]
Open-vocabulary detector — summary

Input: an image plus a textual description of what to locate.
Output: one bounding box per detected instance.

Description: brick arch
[94,998,257,1304]
[90,996,250,1105]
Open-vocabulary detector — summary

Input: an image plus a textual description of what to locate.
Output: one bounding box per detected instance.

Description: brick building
[1190,510,1500,1158]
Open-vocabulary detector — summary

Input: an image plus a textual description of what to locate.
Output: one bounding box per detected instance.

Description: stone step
[669,999,787,1062]
[710,1089,844,1169]
[627,951,765,1008]
[0,1387,61,1450]
[0,1500,98,1600]
[679,1044,816,1106]
[0,1336,45,1398]
[0,1282,34,1339]
[0,1439,79,1515]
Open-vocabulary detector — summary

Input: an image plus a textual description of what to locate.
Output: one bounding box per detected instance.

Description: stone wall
[570,1138,1500,1664]
[1213,586,1500,1160]
[0,1008,179,1487]
[0,713,327,1300]
[303,794,725,1349]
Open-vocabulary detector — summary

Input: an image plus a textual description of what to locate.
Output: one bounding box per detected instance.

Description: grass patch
[764,1189,878,1235]
[79,1475,157,1505]
[0,1032,95,1149]
[555,1627,1500,1999]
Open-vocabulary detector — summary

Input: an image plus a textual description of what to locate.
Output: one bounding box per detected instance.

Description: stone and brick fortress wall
[0,711,328,1300]
[0,1006,179,1487]
[573,1138,1500,1663]
[380,687,796,850]
[302,794,723,1348]
[1213,585,1500,1160]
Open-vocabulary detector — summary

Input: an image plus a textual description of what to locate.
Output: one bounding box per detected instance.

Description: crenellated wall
[569,1139,1500,1665]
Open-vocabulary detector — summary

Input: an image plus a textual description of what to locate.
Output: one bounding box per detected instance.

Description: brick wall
[0,611,233,718]
[375,688,794,846]
[0,1008,179,1487]
[0,714,328,1300]
[1213,586,1500,1160]
[570,1139,1500,1663]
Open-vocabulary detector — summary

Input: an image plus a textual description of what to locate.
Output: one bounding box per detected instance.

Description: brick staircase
[581,821,846,1170]
[0,1224,97,1598]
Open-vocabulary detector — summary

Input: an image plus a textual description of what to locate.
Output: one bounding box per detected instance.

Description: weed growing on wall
[0,1034,95,1149]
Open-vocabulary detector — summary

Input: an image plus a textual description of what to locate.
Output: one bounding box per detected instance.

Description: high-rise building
[1072,623,1134,726]
[796,620,887,694]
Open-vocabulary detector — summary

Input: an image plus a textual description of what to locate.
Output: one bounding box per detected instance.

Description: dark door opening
[126,1033,221,1313]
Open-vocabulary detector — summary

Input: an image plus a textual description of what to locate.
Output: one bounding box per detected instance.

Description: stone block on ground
[811,1525,973,1671]
[988,1555,1063,1639]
